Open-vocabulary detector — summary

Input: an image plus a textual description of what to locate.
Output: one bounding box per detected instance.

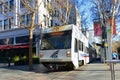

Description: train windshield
[40,30,71,50]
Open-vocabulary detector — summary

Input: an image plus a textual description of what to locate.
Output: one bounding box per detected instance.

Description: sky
[77,0,120,43]
[78,0,93,29]
[77,0,101,43]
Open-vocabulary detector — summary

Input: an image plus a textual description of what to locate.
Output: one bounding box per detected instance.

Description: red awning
[0,46,10,50]
[12,45,29,49]
[0,44,29,50]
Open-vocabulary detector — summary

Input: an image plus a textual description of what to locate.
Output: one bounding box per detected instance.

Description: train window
[74,38,78,52]
[40,30,71,50]
[79,40,82,51]
[82,42,83,51]
[84,45,87,52]
[79,40,81,50]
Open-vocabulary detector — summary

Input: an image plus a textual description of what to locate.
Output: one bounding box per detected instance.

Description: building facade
[0,0,51,30]
[0,0,82,58]
[0,0,51,57]
[49,0,82,29]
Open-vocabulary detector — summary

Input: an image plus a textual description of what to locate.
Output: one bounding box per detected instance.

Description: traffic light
[102,26,107,39]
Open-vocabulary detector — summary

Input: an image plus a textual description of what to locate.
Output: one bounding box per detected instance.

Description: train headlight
[40,52,44,58]
[66,51,71,57]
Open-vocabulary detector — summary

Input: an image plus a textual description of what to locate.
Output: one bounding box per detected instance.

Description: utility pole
[106,20,112,60]
[107,0,117,60]
[106,1,117,80]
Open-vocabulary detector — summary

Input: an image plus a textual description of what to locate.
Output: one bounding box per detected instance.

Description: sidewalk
[0,63,50,80]
[75,63,120,80]
[0,63,48,72]
[0,63,120,80]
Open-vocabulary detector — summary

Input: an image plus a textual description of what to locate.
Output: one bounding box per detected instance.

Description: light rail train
[39,24,90,70]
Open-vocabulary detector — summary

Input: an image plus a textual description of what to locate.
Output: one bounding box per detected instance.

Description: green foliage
[14,55,39,66]
[22,56,27,59]
[32,54,37,58]
[13,56,20,62]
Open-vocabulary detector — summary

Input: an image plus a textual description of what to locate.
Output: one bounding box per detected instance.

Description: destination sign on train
[50,32,64,36]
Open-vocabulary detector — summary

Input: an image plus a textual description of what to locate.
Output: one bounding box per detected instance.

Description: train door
[71,37,79,69]
[78,40,84,66]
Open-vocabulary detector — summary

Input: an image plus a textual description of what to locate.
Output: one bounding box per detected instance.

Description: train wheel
[48,65,59,71]
[79,60,84,66]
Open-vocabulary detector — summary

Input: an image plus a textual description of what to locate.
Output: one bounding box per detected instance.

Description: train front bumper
[40,58,71,62]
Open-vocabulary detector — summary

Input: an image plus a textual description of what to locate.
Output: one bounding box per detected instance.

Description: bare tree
[91,0,120,29]
[0,0,47,70]
[91,0,120,60]
[112,41,120,51]
[48,0,73,26]
[90,0,120,45]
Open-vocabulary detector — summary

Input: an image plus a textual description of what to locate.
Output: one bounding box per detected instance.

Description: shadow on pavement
[0,63,49,73]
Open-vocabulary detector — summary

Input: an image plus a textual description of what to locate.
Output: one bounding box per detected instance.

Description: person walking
[112,51,117,60]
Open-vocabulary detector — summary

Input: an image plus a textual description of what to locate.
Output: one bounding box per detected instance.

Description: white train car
[39,24,89,70]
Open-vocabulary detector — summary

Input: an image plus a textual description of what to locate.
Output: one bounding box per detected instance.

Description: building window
[54,9,59,17]
[20,14,35,26]
[20,1,25,8]
[21,15,26,25]
[16,36,29,44]
[29,0,34,8]
[9,18,14,29]
[4,19,9,30]
[4,2,8,13]
[0,38,13,45]
[0,21,2,30]
[0,4,2,13]
[27,13,32,26]
[10,0,14,10]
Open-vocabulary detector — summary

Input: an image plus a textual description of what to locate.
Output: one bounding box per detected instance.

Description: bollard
[105,60,120,80]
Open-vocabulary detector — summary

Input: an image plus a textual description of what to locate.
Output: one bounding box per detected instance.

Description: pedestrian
[112,51,117,60]
[8,57,11,67]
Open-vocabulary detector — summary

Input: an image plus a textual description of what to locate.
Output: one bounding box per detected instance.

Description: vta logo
[50,50,59,58]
